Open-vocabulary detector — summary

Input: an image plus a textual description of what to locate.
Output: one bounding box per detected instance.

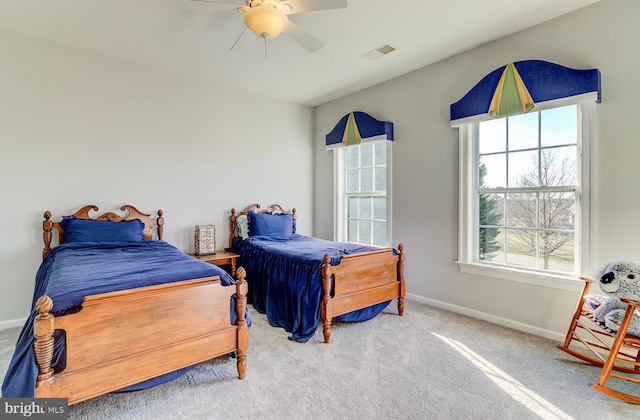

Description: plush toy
[591,261,640,337]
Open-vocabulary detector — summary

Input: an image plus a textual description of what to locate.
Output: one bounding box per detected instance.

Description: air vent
[364,44,396,60]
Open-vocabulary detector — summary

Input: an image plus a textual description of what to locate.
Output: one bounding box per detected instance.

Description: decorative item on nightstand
[194,225,216,256]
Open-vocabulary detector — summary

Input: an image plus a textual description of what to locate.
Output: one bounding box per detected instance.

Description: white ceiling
[0,0,600,106]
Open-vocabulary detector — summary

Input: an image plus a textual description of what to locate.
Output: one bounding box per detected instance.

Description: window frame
[457,101,594,291]
[333,139,393,246]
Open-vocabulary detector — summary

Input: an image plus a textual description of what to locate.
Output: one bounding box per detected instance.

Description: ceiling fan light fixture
[243,4,289,40]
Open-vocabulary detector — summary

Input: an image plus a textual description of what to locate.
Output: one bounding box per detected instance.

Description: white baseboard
[0,317,26,331]
[405,293,565,342]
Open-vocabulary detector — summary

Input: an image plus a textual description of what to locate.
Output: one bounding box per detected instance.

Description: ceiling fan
[184,0,348,53]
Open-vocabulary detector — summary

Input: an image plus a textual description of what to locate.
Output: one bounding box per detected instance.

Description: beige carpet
[1,300,639,419]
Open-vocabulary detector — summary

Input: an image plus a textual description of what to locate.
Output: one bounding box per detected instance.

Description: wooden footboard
[34,270,248,405]
[320,244,405,343]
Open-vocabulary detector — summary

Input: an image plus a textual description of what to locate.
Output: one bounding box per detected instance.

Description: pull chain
[264,36,268,60]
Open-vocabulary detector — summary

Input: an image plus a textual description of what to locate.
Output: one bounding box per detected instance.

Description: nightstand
[189,250,240,276]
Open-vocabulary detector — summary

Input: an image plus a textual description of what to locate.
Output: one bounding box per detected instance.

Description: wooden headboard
[42,205,164,260]
[229,204,296,248]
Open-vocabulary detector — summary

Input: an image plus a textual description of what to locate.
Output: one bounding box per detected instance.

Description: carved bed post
[229,208,237,248]
[234,266,248,379]
[43,211,53,260]
[156,209,164,240]
[291,208,297,233]
[34,295,55,397]
[396,243,406,316]
[320,254,333,343]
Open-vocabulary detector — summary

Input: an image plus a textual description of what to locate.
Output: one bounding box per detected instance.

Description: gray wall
[0,29,314,326]
[314,0,640,340]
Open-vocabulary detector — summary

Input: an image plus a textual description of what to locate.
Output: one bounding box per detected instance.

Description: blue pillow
[247,211,295,237]
[60,216,145,243]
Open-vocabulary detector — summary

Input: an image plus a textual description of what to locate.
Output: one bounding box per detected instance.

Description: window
[459,102,593,284]
[334,140,391,246]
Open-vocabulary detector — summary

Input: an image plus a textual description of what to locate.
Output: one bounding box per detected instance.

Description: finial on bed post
[230,208,237,249]
[321,254,333,343]
[292,208,297,233]
[156,209,164,240]
[42,211,53,260]
[397,243,406,316]
[34,295,55,395]
[234,266,248,379]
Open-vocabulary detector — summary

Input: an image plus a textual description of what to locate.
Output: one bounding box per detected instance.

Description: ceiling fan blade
[285,0,348,14]
[285,20,324,53]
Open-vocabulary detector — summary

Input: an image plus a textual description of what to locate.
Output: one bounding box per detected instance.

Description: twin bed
[229,204,406,343]
[2,205,249,405]
[2,203,406,404]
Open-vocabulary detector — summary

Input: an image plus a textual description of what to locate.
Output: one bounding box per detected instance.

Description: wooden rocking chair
[557,277,640,404]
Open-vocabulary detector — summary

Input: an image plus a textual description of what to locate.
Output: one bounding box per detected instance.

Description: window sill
[456,261,585,292]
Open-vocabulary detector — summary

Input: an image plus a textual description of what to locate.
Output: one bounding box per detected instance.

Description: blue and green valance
[326,111,394,149]
[450,60,601,127]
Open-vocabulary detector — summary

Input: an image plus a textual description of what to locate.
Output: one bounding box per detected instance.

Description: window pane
[478,154,506,188]
[541,105,577,147]
[373,196,386,219]
[374,141,386,165]
[508,112,538,151]
[347,197,358,218]
[347,169,359,192]
[361,168,374,191]
[540,192,575,230]
[479,227,502,261]
[359,220,372,244]
[539,231,574,273]
[360,142,373,167]
[359,197,372,219]
[506,193,537,228]
[479,118,506,154]
[540,147,577,186]
[373,220,386,247]
[508,149,538,187]
[505,229,537,269]
[478,193,503,228]
[347,219,357,242]
[347,147,359,168]
[374,167,386,192]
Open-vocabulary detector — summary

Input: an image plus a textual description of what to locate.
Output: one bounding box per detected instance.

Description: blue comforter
[239,234,392,342]
[2,241,244,398]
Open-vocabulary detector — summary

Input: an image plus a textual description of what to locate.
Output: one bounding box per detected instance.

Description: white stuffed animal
[591,261,640,337]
